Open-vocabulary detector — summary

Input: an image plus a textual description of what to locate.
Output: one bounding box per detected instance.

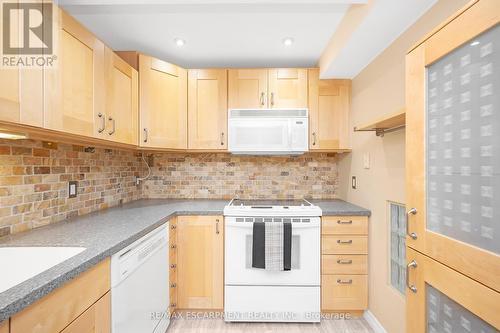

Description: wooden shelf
[353,110,405,137]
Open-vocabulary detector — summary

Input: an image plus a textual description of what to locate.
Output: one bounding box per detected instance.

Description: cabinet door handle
[270,92,275,106]
[170,283,177,288]
[336,239,353,244]
[170,244,177,249]
[406,260,418,293]
[170,264,177,269]
[97,113,105,133]
[108,116,116,135]
[312,132,317,146]
[337,220,353,225]
[216,219,220,234]
[220,132,225,146]
[171,225,177,230]
[143,128,148,143]
[406,208,418,240]
[260,92,265,106]
[337,279,353,284]
[336,259,353,265]
[170,303,177,308]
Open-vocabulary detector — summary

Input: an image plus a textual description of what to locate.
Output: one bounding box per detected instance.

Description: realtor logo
[2,2,53,55]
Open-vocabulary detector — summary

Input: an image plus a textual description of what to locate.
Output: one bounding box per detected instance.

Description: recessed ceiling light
[174,38,186,47]
[470,40,480,46]
[283,37,294,47]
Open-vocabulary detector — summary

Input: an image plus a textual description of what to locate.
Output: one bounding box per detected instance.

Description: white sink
[0,247,86,293]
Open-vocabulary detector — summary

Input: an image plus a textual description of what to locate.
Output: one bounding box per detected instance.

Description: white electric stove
[224,199,322,323]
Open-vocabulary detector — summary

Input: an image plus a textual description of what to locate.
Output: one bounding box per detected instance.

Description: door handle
[143,128,148,143]
[270,92,275,106]
[337,220,353,225]
[220,132,225,146]
[336,259,353,265]
[216,219,220,234]
[336,239,353,244]
[312,132,317,146]
[97,113,105,133]
[108,116,116,135]
[406,260,417,293]
[337,279,353,284]
[260,92,265,106]
[406,208,418,240]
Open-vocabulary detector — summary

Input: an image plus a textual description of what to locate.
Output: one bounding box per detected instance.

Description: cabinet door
[0,320,8,333]
[406,248,500,332]
[44,8,105,138]
[406,0,500,292]
[104,47,138,145]
[228,69,268,109]
[268,68,307,108]
[177,216,223,309]
[308,69,350,150]
[0,1,43,127]
[139,54,187,149]
[188,69,227,150]
[61,293,110,333]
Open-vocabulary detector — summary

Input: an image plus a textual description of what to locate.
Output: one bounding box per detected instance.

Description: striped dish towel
[265,222,284,271]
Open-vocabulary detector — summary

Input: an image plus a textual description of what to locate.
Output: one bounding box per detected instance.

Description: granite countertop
[0,198,369,322]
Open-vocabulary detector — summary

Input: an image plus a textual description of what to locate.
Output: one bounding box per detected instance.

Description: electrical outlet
[69,181,77,198]
[352,176,357,189]
[363,152,370,169]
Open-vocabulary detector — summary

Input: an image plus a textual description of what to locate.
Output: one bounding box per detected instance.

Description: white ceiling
[59,0,437,77]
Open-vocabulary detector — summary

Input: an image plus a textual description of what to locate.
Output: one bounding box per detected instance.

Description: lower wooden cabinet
[60,292,110,333]
[176,216,223,310]
[10,259,110,333]
[0,320,8,333]
[321,216,368,312]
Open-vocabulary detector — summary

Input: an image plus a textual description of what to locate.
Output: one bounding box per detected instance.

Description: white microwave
[228,109,309,155]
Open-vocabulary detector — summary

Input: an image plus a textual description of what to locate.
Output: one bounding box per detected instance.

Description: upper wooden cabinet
[0,1,43,127]
[176,216,224,310]
[104,47,138,145]
[228,68,307,109]
[44,8,105,138]
[308,69,351,150]
[188,69,228,150]
[268,68,308,108]
[139,54,187,149]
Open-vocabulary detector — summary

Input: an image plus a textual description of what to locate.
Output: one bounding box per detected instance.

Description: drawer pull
[337,239,353,244]
[337,259,353,264]
[337,279,353,284]
[337,220,353,224]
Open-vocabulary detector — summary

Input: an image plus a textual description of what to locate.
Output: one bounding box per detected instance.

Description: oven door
[224,217,320,286]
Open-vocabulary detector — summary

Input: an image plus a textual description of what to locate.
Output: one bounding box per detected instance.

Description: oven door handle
[225,221,320,229]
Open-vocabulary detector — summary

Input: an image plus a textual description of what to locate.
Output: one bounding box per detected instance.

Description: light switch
[363,152,370,169]
[69,181,77,198]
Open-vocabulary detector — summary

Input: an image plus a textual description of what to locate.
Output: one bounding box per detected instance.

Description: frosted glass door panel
[426,284,499,333]
[426,24,500,254]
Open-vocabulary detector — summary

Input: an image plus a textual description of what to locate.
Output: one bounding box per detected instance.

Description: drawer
[322,235,368,255]
[322,255,367,275]
[11,259,110,333]
[322,216,368,235]
[321,274,367,310]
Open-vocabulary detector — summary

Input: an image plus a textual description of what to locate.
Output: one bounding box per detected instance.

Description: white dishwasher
[111,224,170,333]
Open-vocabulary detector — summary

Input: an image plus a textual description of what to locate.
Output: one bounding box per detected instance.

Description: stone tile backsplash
[0,140,339,237]
[142,153,339,200]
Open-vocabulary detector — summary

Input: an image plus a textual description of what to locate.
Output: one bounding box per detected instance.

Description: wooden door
[406,248,500,332]
[44,8,105,138]
[139,54,187,149]
[406,0,500,292]
[188,69,227,150]
[176,216,223,310]
[308,69,351,150]
[61,293,110,333]
[0,0,43,127]
[104,47,138,145]
[228,69,268,109]
[268,68,307,108]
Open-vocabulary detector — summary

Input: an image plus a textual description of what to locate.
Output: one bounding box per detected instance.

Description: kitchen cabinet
[188,69,228,150]
[406,0,500,293]
[406,248,500,332]
[11,258,110,333]
[308,69,351,150]
[44,8,105,138]
[176,216,223,309]
[0,1,43,127]
[104,47,138,145]
[228,68,307,109]
[139,54,187,149]
[60,293,110,333]
[0,320,8,333]
[321,216,368,312]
